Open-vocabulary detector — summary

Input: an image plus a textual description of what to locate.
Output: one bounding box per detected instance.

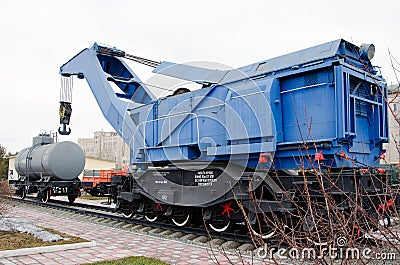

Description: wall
[78,131,130,168]
[7,156,16,181]
[384,86,400,163]
[77,157,116,179]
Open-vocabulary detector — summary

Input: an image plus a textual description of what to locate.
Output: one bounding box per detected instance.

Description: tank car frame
[11,177,87,203]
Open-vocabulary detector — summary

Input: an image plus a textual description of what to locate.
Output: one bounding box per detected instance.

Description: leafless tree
[0,180,11,217]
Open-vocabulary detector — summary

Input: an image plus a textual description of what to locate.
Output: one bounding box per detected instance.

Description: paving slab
[0,203,266,264]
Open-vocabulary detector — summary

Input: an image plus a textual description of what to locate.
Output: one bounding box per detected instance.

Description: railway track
[5,195,400,265]
[9,196,258,252]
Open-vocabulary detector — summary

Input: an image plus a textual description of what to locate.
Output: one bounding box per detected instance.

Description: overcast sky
[0,0,399,153]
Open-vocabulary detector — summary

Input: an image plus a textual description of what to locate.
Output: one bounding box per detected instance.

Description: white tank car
[14,141,85,180]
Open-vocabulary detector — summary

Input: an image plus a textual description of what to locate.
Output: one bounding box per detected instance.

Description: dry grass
[0,227,88,251]
[84,256,169,265]
[80,195,109,201]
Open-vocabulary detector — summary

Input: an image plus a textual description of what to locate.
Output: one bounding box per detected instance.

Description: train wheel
[41,189,50,203]
[19,187,26,199]
[301,212,332,247]
[145,212,158,222]
[248,213,277,240]
[68,195,77,203]
[145,202,163,222]
[250,225,276,240]
[306,234,330,247]
[280,208,330,247]
[172,209,191,227]
[122,209,135,218]
[145,207,159,222]
[378,216,398,227]
[377,199,397,227]
[208,219,232,233]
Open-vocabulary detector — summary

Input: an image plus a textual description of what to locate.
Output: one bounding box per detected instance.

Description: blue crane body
[58,40,391,233]
[59,39,387,170]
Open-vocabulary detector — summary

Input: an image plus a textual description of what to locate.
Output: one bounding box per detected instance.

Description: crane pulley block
[93,42,125,57]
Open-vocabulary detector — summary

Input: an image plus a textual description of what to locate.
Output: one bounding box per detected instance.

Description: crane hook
[58,124,71,135]
[58,102,72,135]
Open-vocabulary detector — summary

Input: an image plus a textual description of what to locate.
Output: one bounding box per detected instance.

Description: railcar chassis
[10,177,92,203]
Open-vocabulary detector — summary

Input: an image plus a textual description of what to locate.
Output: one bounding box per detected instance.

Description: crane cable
[124,54,161,68]
[95,43,161,68]
[95,44,174,92]
[122,53,178,92]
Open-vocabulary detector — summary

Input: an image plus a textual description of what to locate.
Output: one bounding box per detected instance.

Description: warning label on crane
[194,170,217,186]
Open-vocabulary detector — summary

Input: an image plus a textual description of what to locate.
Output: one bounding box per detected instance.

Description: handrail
[138,112,200,149]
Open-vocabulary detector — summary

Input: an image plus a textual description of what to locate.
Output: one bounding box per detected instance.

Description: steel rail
[9,196,253,244]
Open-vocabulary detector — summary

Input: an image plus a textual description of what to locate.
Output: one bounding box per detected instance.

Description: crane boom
[58,43,156,150]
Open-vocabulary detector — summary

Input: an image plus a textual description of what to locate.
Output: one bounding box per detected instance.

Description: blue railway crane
[57,40,391,237]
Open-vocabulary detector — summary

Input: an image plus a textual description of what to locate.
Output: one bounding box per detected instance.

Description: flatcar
[82,167,128,203]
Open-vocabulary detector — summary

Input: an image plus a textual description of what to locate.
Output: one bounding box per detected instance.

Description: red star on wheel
[221,201,234,218]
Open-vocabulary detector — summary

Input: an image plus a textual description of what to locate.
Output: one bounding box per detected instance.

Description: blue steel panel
[153,61,227,84]
[225,78,274,141]
[60,39,388,170]
[280,69,336,143]
[96,54,155,104]
[236,40,341,79]
[146,146,199,161]
[153,40,342,86]
[281,86,336,142]
[334,65,346,138]
[207,142,274,156]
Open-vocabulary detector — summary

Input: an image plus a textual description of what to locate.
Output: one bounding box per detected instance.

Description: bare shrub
[0,180,11,217]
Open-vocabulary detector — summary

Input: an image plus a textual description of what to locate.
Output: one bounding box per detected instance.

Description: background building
[384,84,400,163]
[8,156,17,182]
[78,131,130,169]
